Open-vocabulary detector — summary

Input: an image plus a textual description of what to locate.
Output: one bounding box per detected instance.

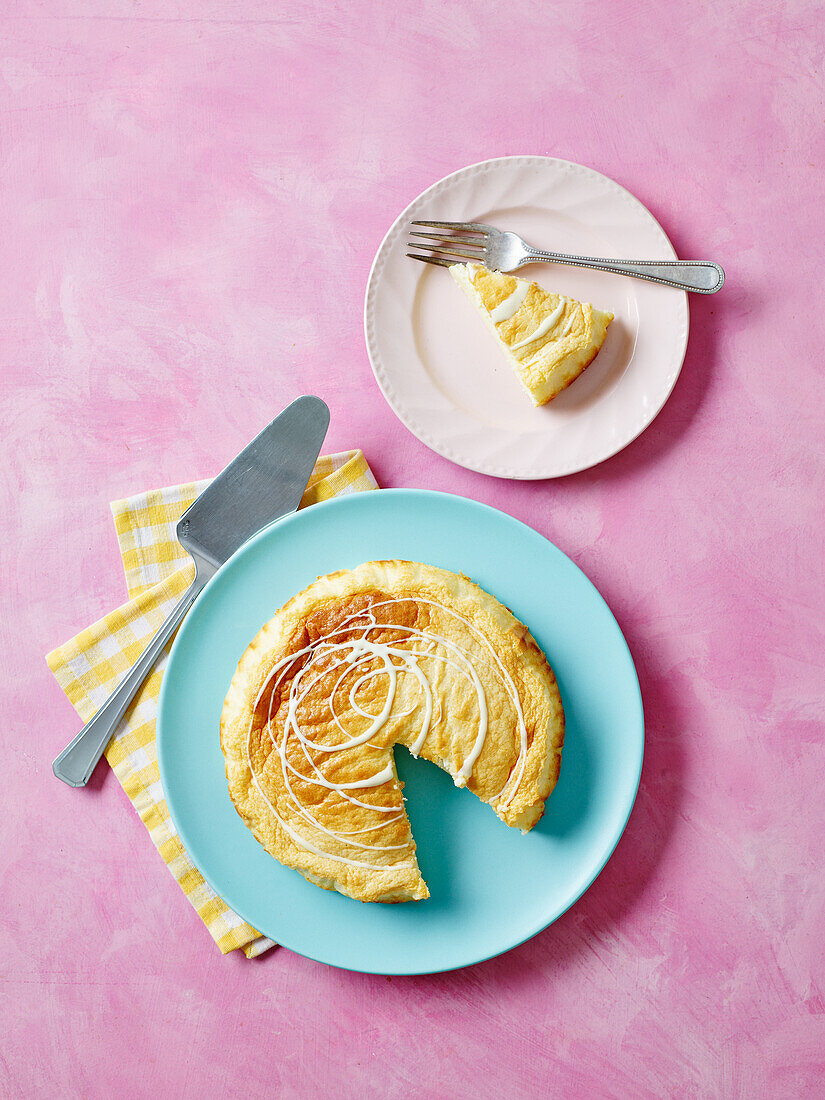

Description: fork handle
[52,578,202,788]
[522,249,725,294]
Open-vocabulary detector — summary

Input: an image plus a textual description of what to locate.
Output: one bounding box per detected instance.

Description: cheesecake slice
[451,263,614,406]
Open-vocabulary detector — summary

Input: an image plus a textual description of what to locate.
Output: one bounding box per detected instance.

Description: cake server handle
[52,579,202,788]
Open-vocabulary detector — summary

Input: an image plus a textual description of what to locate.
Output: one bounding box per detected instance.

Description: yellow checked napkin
[47,450,378,957]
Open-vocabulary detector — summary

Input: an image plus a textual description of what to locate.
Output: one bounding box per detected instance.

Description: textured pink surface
[2,1,824,1096]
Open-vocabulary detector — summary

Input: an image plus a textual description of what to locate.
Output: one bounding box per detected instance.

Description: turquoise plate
[158,489,643,974]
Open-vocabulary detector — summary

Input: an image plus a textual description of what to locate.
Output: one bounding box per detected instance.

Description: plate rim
[158,488,645,974]
[364,154,689,480]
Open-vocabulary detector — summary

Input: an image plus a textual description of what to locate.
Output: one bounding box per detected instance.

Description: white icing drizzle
[490,280,530,323]
[511,301,566,350]
[558,308,576,338]
[244,597,529,872]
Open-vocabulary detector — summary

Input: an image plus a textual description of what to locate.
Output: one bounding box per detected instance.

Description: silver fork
[408,220,725,294]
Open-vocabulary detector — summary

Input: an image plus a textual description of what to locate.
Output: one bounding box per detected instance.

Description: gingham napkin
[47,450,378,957]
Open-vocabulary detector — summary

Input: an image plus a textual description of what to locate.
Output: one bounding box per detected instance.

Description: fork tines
[406,254,458,269]
[407,219,488,268]
[411,220,489,232]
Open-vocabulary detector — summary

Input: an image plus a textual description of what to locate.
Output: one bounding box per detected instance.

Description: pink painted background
[2,1,824,1096]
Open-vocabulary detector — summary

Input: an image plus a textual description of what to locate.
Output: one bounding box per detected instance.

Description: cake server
[408,220,725,293]
[52,394,330,788]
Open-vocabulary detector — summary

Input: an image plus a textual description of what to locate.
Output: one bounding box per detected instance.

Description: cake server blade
[176,394,330,571]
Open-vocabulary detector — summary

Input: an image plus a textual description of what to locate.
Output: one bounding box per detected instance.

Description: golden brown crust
[220,561,564,903]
